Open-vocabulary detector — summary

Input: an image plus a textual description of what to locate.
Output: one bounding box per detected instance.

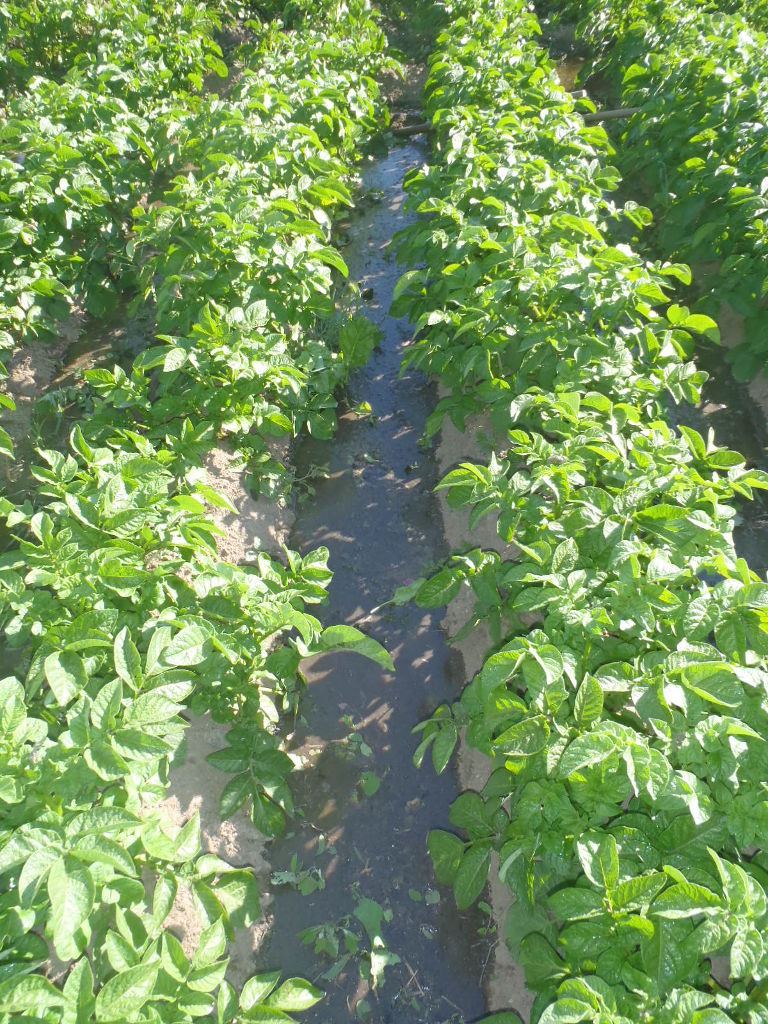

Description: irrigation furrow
[261,140,488,1024]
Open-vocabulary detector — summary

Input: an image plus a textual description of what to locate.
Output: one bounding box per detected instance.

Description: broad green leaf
[552,538,578,573]
[454,841,492,909]
[651,881,722,918]
[72,835,136,876]
[415,569,461,607]
[428,830,464,884]
[44,651,87,705]
[558,731,616,776]
[240,972,281,1011]
[683,314,720,339]
[114,627,142,688]
[153,874,178,927]
[353,897,386,942]
[250,793,286,837]
[174,813,202,861]
[338,316,380,368]
[0,425,14,459]
[125,691,181,726]
[432,721,458,773]
[574,676,603,727]
[265,978,324,1011]
[576,833,619,892]
[731,926,763,978]
[359,771,381,797]
[612,873,667,910]
[164,625,211,667]
[538,999,592,1023]
[0,676,25,734]
[548,887,604,921]
[94,962,159,1021]
[318,625,394,671]
[220,773,251,818]
[520,932,567,988]
[450,791,490,838]
[493,714,549,759]
[0,975,66,1012]
[47,860,95,960]
[525,646,564,688]
[63,958,95,1020]
[194,918,227,967]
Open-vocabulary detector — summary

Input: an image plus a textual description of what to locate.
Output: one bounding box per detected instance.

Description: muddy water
[260,143,488,1022]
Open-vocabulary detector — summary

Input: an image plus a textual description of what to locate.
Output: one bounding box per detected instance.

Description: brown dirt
[379,63,428,110]
[555,56,585,91]
[158,713,275,986]
[0,314,83,489]
[202,443,294,565]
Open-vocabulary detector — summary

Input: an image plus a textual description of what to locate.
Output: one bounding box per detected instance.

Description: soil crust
[160,440,293,986]
[433,393,535,1021]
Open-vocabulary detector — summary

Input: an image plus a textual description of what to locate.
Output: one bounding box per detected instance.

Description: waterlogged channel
[260,142,488,1022]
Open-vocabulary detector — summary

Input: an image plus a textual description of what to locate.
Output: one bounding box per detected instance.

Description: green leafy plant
[0,428,393,1019]
[0,0,399,1019]
[560,0,768,379]
[394,0,768,1019]
[299,895,401,991]
[271,854,326,895]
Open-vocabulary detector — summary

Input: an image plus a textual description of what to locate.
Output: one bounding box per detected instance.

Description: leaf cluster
[0,0,395,1019]
[567,0,768,379]
[396,0,768,1019]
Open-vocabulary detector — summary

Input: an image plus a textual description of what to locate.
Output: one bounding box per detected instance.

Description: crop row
[0,0,235,355]
[711,0,768,30]
[711,0,768,28]
[0,0,236,98]
[84,19,393,479]
[557,0,768,381]
[394,0,768,1020]
[0,2,394,1020]
[0,0,392,472]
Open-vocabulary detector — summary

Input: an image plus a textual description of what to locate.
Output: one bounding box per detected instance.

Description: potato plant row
[85,17,394,479]
[561,0,768,380]
[394,0,768,1020]
[715,0,768,30]
[0,0,238,98]
[0,2,394,1021]
[0,0,234,353]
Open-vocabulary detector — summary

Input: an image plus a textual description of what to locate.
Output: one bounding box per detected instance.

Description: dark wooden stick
[583,106,641,123]
[390,121,432,137]
[390,104,641,138]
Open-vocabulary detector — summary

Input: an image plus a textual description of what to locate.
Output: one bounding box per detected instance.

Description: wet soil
[260,142,489,1024]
